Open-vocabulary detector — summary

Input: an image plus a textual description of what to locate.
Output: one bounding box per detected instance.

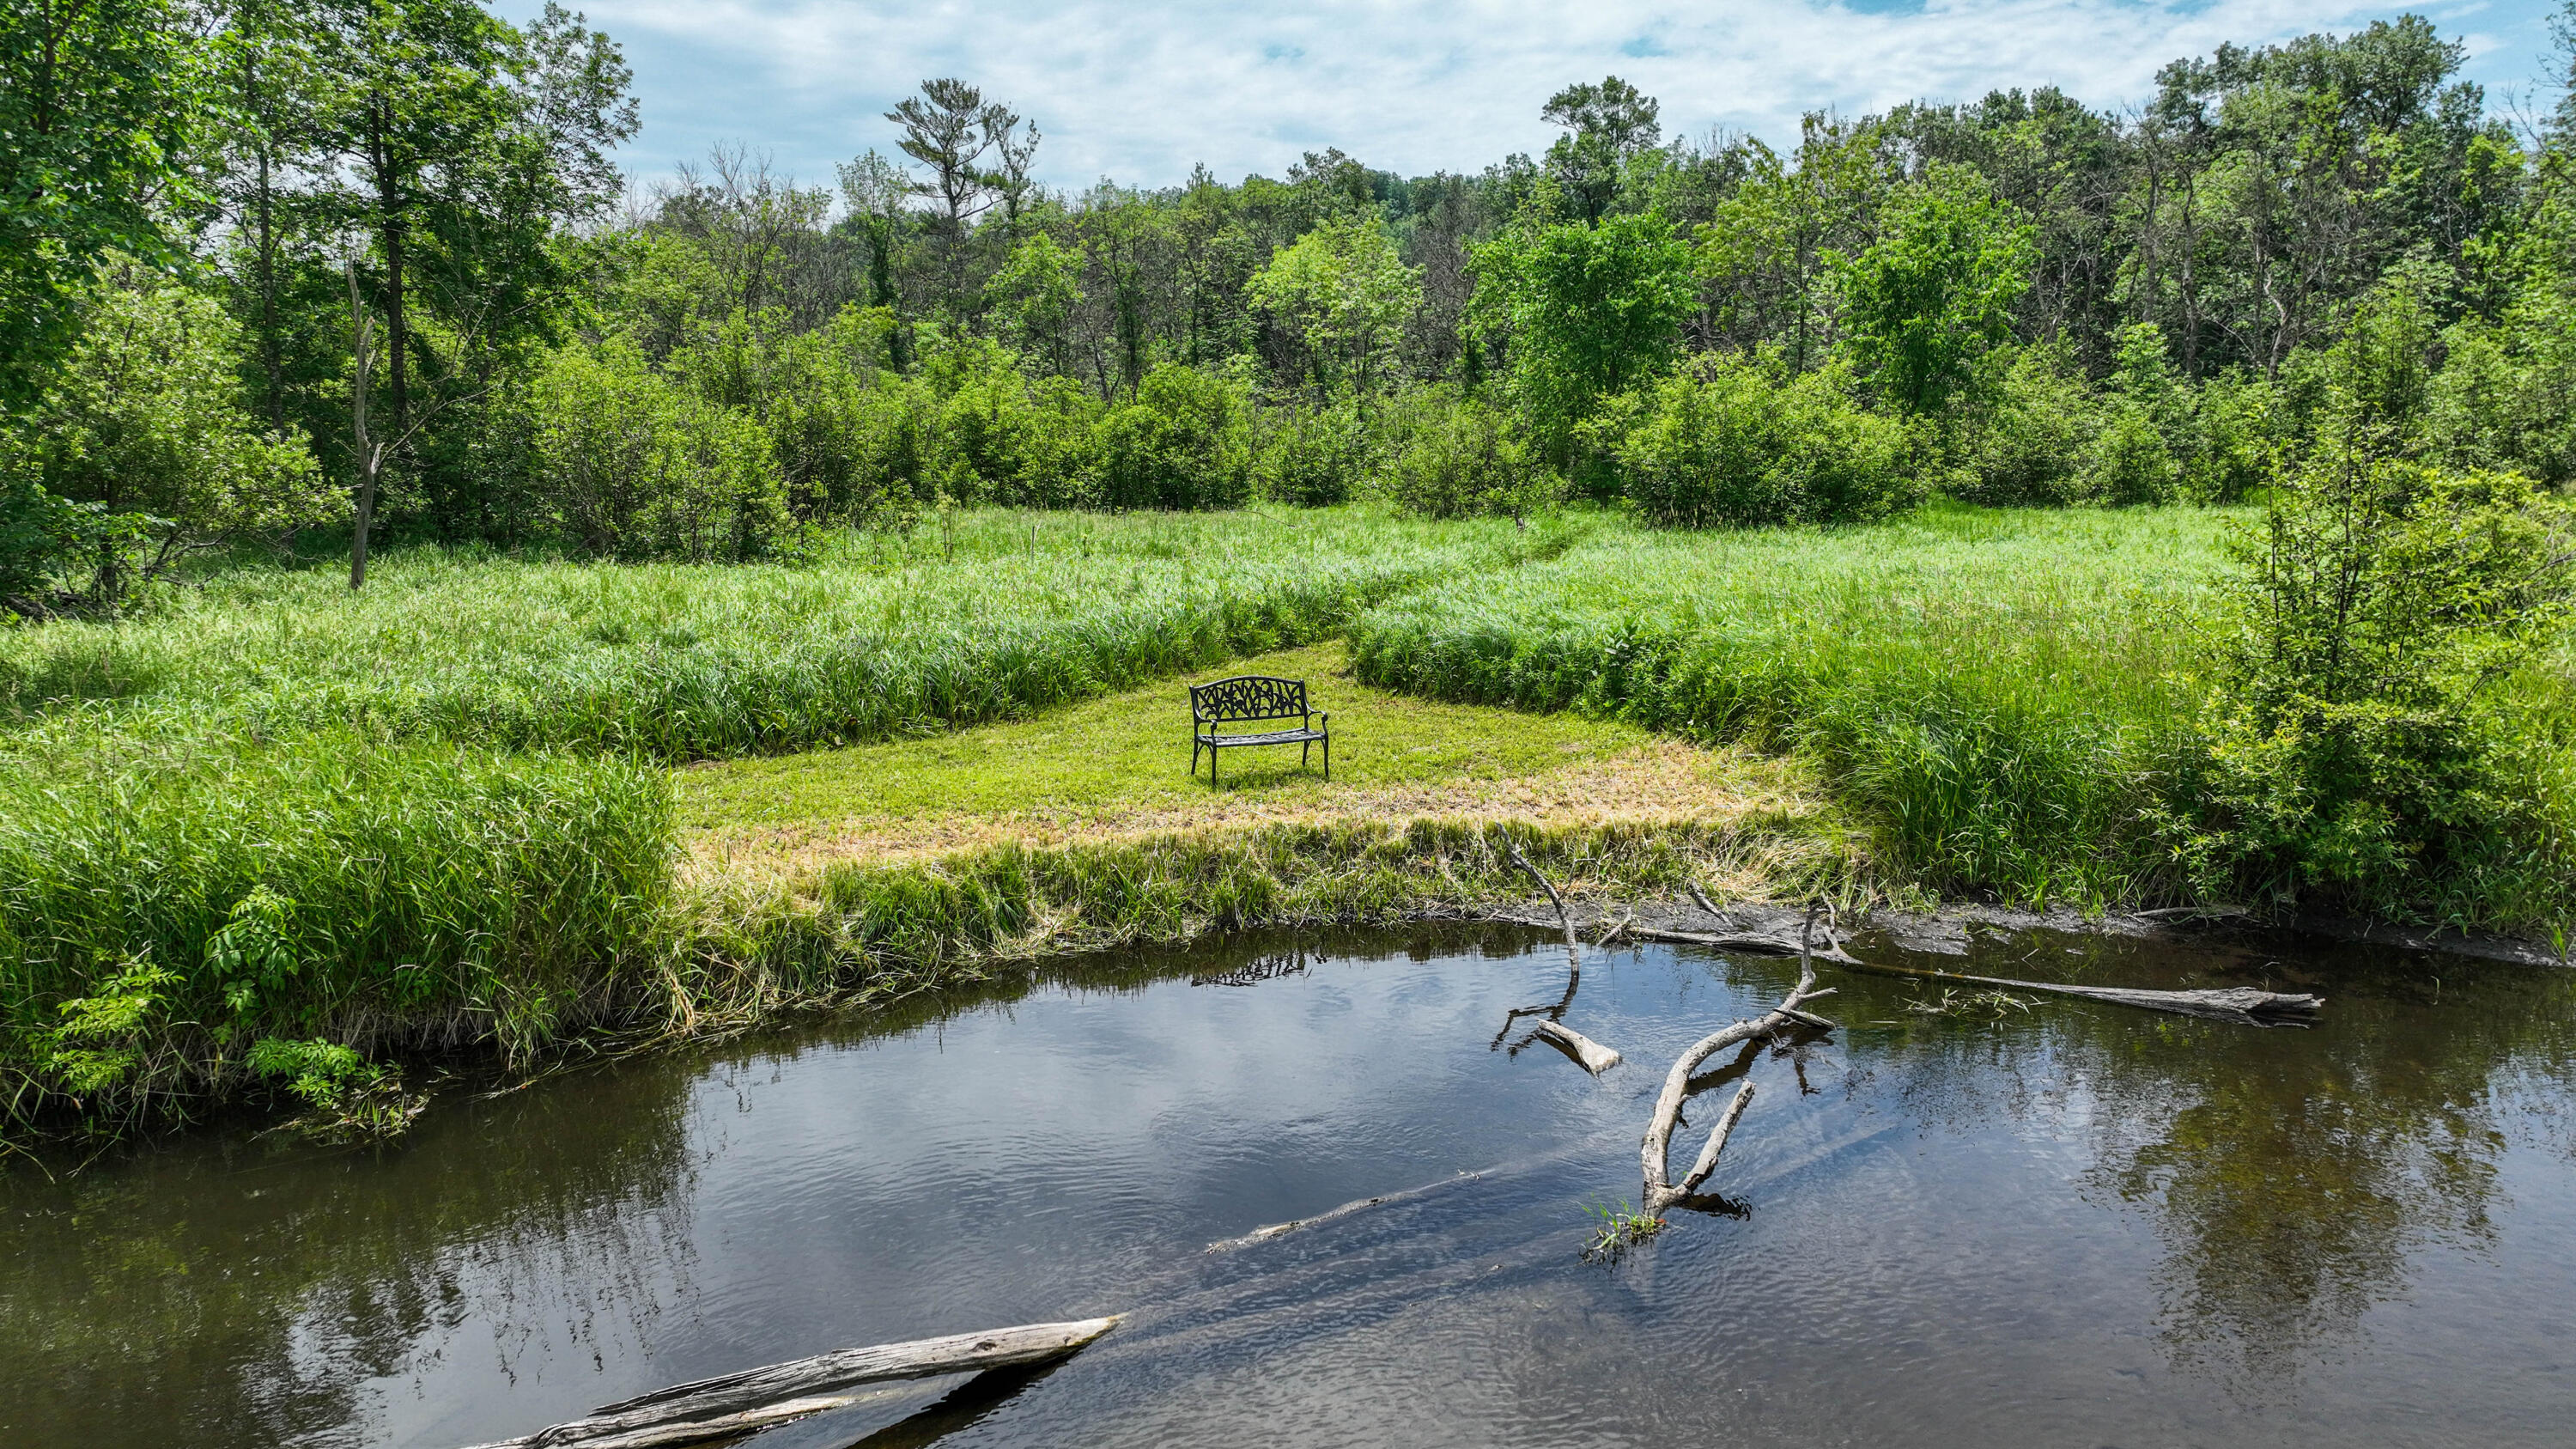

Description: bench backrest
[1191,674,1308,724]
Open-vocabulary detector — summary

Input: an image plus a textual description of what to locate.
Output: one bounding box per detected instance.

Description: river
[4,919,2571,1446]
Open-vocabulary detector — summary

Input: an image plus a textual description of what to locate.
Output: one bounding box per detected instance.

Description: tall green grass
[0,507,1578,761]
[1352,505,2234,902]
[0,719,675,1132]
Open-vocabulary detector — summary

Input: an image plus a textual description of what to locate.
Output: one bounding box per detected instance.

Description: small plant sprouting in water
[249,1038,428,1144]
[1903,987,2040,1020]
[1582,1199,1666,1261]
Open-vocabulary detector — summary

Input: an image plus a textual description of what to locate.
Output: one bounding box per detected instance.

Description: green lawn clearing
[678,642,1820,877]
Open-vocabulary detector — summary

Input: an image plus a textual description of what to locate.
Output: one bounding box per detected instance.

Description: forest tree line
[6,1,2576,604]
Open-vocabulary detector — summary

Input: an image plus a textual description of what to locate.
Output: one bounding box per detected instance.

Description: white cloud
[535,0,2562,197]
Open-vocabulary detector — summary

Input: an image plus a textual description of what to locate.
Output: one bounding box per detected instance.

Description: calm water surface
[4,922,2573,1447]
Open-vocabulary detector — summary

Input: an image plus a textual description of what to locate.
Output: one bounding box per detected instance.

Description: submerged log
[1838,957,2324,1026]
[460,1318,1121,1449]
[1205,1169,1492,1252]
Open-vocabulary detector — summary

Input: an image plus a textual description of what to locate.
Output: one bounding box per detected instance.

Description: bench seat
[1203,726,1327,748]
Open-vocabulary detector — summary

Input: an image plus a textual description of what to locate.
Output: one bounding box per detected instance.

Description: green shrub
[1381,386,1551,518]
[1253,397,1373,505]
[2089,404,2181,505]
[1097,363,1251,509]
[938,362,1102,508]
[2175,442,2574,908]
[531,340,794,561]
[1616,356,1917,527]
[11,268,334,598]
[1951,344,2095,506]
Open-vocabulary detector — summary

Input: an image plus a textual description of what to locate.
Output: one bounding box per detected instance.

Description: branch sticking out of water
[1639,905,1838,1215]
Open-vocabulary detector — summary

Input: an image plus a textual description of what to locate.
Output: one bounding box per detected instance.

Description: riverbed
[5,920,2571,1447]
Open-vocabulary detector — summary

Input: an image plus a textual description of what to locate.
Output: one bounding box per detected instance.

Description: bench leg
[1323,733,1330,782]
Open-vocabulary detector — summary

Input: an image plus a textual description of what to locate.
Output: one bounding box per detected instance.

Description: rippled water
[5,921,2573,1448]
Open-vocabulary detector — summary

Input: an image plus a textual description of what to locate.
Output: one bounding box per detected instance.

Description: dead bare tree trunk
[1638,908,1837,1214]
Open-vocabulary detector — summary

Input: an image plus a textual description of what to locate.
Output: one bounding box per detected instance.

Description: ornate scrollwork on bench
[1189,674,1330,786]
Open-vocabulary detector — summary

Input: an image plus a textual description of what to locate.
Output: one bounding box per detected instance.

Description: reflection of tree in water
[1860,929,2575,1394]
[0,1056,703,1447]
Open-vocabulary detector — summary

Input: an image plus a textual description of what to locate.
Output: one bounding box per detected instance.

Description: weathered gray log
[1532,1019,1623,1075]
[460,1318,1121,1449]
[1838,956,2323,1026]
[1639,910,1838,1214]
[1206,1170,1491,1252]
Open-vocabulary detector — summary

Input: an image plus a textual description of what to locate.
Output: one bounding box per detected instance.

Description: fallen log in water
[1532,1019,1623,1075]
[459,1318,1121,1449]
[1639,909,1838,1215]
[1835,956,2324,1026]
[1205,1169,1493,1252]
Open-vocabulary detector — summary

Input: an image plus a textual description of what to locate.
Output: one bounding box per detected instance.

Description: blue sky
[529,1,2573,201]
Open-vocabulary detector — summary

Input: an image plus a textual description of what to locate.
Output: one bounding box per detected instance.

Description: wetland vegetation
[5,4,2576,1148]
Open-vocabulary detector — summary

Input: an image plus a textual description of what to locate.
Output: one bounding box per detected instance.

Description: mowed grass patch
[677,642,1823,879]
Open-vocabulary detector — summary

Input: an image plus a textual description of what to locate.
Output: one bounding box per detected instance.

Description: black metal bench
[1190,674,1329,786]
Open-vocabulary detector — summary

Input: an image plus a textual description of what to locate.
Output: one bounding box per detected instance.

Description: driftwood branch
[1531,1020,1622,1075]
[1493,845,1626,1077]
[1638,908,1838,1215]
[459,1318,1121,1449]
[1838,957,2323,1026]
[1507,843,1577,953]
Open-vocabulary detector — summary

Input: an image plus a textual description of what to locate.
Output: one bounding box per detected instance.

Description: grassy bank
[1351,503,2576,928]
[6,500,2566,1146]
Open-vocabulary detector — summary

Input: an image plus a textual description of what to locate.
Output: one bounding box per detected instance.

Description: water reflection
[0,921,2567,1448]
[1847,926,2567,1391]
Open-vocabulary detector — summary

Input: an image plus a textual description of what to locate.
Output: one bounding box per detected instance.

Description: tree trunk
[348,263,378,590]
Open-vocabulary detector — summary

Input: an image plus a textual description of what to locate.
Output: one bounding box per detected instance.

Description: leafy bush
[11,269,333,597]
[532,340,794,560]
[1096,363,1250,509]
[1950,344,2095,506]
[2088,405,2180,506]
[1380,386,1552,518]
[1252,396,1374,505]
[936,356,1101,508]
[1615,356,1917,527]
[2176,441,2574,907]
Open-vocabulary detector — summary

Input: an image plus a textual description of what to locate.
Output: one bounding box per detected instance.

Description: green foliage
[1615,355,1916,527]
[0,0,205,406]
[14,269,333,594]
[0,723,673,1129]
[1470,211,1695,462]
[1253,397,1374,506]
[1097,364,1250,509]
[531,339,793,560]
[1836,165,2037,414]
[0,473,149,610]
[1951,344,2095,505]
[2089,405,2181,506]
[1381,387,1550,518]
[2178,443,2575,907]
[1247,216,1422,397]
